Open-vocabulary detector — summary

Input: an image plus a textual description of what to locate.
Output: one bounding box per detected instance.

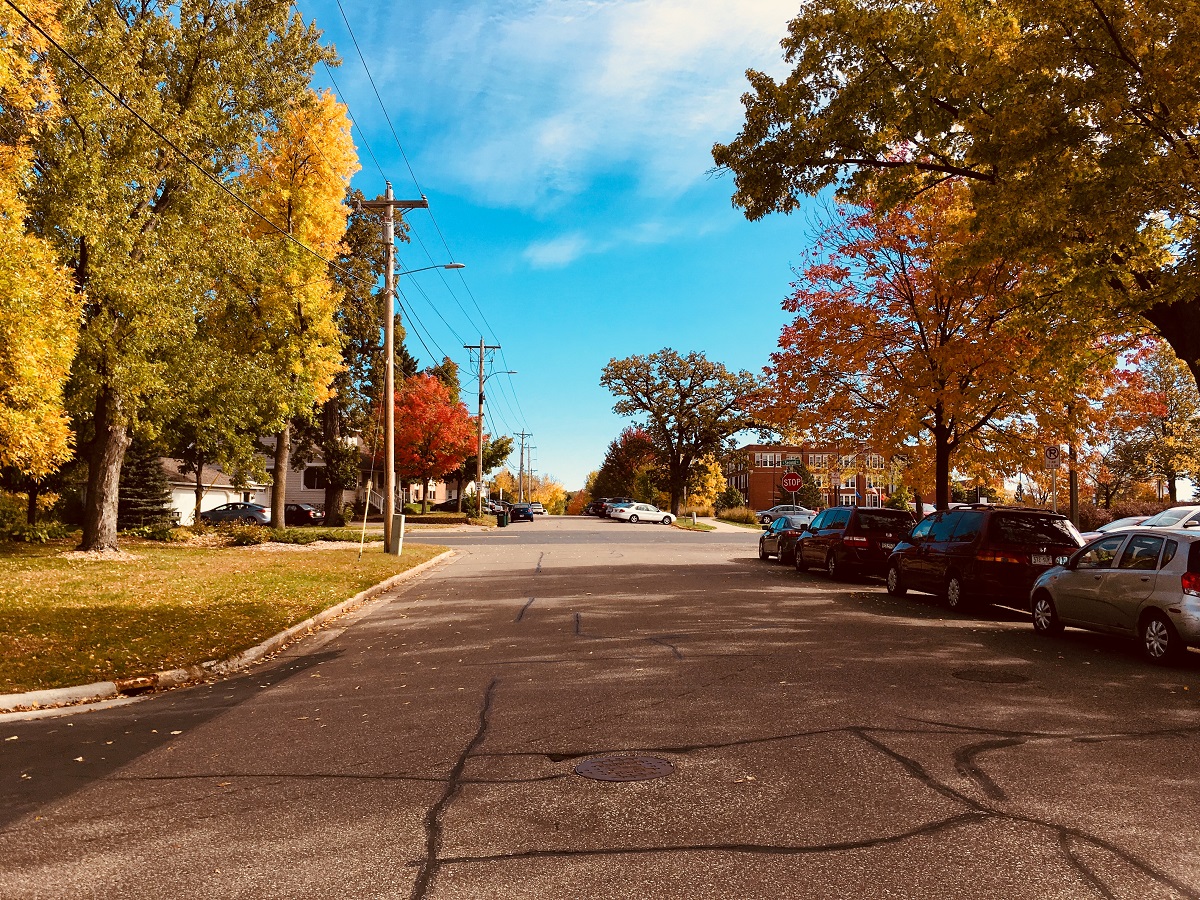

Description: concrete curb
[0,549,455,715]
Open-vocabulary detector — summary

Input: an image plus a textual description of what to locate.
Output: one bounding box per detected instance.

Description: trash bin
[497,511,508,527]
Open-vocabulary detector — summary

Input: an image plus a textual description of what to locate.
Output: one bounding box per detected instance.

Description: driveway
[1,516,1197,898]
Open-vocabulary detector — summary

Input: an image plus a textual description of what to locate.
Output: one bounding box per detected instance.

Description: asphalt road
[2,516,1198,899]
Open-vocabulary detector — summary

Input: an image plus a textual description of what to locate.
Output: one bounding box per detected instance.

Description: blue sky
[298,0,814,489]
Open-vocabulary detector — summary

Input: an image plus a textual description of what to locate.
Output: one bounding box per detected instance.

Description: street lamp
[475,367,516,516]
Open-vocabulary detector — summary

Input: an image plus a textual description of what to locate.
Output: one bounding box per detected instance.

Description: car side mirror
[761,524,770,531]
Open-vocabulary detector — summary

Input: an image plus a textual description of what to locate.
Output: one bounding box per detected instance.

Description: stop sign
[781,471,803,492]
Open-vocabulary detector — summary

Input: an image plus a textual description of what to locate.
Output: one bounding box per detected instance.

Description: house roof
[160,458,265,491]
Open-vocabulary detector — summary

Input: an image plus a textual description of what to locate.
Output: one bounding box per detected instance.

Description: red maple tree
[391,374,476,512]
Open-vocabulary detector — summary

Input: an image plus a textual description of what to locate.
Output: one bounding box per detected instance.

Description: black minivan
[794,506,917,579]
[885,505,1084,609]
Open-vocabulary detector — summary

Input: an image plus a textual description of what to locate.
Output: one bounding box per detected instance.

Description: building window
[839,454,856,470]
[754,451,783,468]
[808,453,829,470]
[868,453,886,470]
[813,474,829,489]
[303,467,327,490]
[841,475,856,489]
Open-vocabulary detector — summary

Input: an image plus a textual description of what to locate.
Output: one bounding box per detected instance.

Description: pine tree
[118,439,177,530]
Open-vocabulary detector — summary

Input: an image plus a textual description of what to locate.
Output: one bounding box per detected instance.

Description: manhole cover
[574,755,674,782]
[953,668,1030,684]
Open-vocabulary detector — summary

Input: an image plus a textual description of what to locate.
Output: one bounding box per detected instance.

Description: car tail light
[978,549,1025,565]
[1184,571,1200,597]
[843,535,869,547]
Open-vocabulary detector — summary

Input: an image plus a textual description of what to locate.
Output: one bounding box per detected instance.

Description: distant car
[611,502,675,525]
[601,497,634,518]
[284,503,323,526]
[886,505,1083,609]
[759,514,816,564]
[200,502,271,526]
[584,498,609,516]
[1031,528,1200,664]
[756,504,816,525]
[530,502,547,515]
[1080,515,1150,541]
[1139,506,1200,530]
[797,506,916,579]
[509,504,535,522]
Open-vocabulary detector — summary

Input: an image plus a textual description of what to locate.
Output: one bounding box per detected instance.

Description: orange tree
[763,182,1120,510]
[391,374,476,513]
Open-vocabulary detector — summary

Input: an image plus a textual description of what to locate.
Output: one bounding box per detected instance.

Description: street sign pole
[1044,445,1061,514]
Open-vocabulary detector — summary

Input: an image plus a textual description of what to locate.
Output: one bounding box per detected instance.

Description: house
[726,443,900,510]
[161,460,267,526]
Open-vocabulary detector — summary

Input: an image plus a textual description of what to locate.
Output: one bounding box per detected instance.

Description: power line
[326,0,529,428]
[320,61,386,181]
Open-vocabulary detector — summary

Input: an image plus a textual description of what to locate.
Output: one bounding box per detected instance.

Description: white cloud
[523,233,591,268]
[345,0,798,209]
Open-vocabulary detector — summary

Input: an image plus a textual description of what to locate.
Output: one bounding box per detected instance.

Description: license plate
[880,542,895,551]
[1031,554,1052,566]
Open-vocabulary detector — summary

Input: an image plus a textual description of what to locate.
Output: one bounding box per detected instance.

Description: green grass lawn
[0,537,447,694]
[673,520,717,532]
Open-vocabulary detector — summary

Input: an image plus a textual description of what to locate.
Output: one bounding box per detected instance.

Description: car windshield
[990,513,1081,546]
[855,510,913,531]
[782,516,809,528]
[1144,507,1194,527]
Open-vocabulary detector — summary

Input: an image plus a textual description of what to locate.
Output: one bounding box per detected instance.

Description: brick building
[725,443,899,511]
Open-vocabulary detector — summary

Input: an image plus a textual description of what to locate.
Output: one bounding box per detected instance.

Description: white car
[611,503,675,525]
[530,502,546,515]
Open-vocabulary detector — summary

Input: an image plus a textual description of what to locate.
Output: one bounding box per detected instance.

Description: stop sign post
[782,471,803,493]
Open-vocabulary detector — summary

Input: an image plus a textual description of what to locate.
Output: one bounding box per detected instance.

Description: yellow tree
[241,88,358,525]
[0,0,78,478]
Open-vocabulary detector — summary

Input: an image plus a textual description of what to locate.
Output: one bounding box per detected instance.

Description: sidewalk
[692,516,760,534]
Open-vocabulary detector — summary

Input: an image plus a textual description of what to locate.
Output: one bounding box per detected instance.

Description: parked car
[200,502,271,526]
[795,506,916,579]
[284,503,323,526]
[611,502,675,525]
[1139,506,1200,530]
[1030,528,1200,664]
[886,505,1084,609]
[759,513,816,564]
[530,502,547,515]
[756,504,816,525]
[509,504,535,522]
[1080,515,1150,541]
[601,498,634,518]
[584,498,609,516]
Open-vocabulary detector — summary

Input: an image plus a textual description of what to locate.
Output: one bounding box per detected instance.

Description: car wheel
[794,548,809,572]
[628,514,639,524]
[1141,611,1184,665]
[1031,592,1063,635]
[759,541,770,561]
[886,564,907,597]
[945,574,969,610]
[825,551,840,579]
[662,516,671,525]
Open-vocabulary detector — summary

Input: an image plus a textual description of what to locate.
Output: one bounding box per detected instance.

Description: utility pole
[465,338,501,517]
[516,431,532,503]
[357,184,429,553]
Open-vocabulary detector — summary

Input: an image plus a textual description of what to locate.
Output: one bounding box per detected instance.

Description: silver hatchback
[1030,528,1200,664]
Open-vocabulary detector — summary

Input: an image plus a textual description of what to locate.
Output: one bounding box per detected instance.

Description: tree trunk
[80,387,130,551]
[1068,442,1079,526]
[26,482,39,526]
[934,438,952,511]
[193,452,205,526]
[454,474,465,512]
[1167,468,1179,502]
[320,398,346,528]
[271,424,289,528]
[421,478,430,514]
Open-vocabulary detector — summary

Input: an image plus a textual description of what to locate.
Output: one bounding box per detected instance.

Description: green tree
[714,484,745,512]
[117,437,176,530]
[601,350,758,514]
[30,0,332,551]
[711,0,1200,391]
[449,435,514,512]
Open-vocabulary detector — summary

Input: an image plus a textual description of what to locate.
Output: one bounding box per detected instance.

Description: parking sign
[1043,445,1061,471]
